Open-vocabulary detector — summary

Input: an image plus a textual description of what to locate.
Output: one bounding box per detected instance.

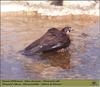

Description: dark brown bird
[22,27,72,55]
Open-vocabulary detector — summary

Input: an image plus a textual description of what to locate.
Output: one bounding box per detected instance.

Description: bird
[22,27,72,56]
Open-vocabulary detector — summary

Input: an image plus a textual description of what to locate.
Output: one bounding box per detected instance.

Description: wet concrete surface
[1,13,100,80]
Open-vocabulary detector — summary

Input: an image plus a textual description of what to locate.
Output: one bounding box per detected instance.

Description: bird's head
[61,26,72,34]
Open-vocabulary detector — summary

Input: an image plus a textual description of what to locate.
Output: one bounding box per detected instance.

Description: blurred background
[1,0,99,16]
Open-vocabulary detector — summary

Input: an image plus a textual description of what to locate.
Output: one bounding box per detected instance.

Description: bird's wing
[39,42,63,52]
[40,31,68,45]
[38,33,70,52]
[24,29,60,51]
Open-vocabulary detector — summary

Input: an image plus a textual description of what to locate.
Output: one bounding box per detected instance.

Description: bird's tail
[21,46,41,56]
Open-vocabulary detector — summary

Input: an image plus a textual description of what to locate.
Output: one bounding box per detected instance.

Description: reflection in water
[21,51,71,79]
[41,51,71,69]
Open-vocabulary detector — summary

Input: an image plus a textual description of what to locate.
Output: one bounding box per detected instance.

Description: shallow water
[1,13,100,80]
